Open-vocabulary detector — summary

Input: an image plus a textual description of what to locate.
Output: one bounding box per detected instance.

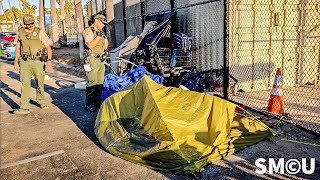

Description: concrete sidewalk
[0,59,168,179]
[1,57,319,179]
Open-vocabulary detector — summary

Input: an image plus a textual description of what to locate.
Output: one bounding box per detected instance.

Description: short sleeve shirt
[83,27,95,43]
[39,30,53,47]
[14,28,53,47]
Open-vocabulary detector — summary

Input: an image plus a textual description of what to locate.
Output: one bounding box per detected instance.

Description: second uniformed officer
[83,15,108,111]
[13,14,53,115]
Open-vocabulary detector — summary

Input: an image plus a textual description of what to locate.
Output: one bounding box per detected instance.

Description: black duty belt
[88,53,103,58]
[22,54,41,60]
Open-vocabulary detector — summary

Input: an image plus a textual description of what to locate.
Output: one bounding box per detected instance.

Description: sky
[0,0,87,16]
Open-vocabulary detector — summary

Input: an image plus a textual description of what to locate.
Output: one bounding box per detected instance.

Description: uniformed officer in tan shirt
[13,14,53,115]
[83,14,108,111]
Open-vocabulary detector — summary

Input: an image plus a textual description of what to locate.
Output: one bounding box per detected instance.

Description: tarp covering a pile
[95,76,271,174]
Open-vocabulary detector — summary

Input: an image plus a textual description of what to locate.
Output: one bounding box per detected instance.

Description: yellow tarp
[95,76,271,174]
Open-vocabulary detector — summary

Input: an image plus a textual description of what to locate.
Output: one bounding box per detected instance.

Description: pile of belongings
[171,33,192,67]
[173,33,192,52]
[178,69,225,93]
[95,76,272,174]
[178,69,206,92]
[101,66,163,102]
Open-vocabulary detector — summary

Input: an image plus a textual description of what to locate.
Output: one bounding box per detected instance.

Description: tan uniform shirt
[83,27,95,43]
[14,29,53,48]
[83,26,108,49]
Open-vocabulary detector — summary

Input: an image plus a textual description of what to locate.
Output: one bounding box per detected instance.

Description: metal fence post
[140,0,145,31]
[223,0,229,100]
[122,0,127,38]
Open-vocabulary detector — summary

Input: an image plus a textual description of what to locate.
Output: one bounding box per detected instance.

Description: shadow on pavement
[0,81,38,111]
[1,63,105,150]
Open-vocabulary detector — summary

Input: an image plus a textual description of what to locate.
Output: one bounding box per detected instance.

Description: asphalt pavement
[0,55,319,179]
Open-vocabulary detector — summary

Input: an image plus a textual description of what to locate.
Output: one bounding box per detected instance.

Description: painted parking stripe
[0,150,65,169]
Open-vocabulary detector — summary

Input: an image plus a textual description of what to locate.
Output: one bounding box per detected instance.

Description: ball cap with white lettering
[23,14,34,24]
[94,14,107,24]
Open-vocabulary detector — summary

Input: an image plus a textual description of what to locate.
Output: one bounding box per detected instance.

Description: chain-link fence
[82,0,319,134]
[228,0,320,133]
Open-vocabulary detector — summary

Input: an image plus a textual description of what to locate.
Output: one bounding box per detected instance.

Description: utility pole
[39,0,45,29]
[105,0,116,48]
[74,0,84,59]
[50,0,61,48]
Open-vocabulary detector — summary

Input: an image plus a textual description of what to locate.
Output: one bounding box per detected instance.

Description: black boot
[94,84,103,108]
[86,86,97,112]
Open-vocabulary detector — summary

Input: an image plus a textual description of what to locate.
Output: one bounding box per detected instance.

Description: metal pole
[170,0,175,34]
[140,0,144,30]
[297,0,306,85]
[223,0,229,100]
[122,0,127,38]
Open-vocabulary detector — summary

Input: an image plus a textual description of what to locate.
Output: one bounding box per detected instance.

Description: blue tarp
[101,66,164,102]
[178,69,206,92]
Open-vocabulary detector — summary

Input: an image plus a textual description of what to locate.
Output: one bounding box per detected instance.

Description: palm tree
[20,0,37,15]
[39,0,44,29]
[74,0,84,58]
[59,0,66,43]
[50,0,61,48]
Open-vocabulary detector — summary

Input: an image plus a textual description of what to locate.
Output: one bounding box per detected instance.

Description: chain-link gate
[228,0,320,133]
[82,0,319,134]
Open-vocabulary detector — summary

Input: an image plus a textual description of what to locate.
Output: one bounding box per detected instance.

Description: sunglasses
[25,23,34,26]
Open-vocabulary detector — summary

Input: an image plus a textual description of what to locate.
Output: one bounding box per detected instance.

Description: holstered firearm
[100,50,109,62]
[38,49,48,62]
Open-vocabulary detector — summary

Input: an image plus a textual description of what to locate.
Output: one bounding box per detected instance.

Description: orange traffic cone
[267,68,284,114]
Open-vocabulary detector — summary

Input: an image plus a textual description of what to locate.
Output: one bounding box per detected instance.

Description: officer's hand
[14,62,19,71]
[96,31,103,37]
[46,61,53,71]
[96,31,106,38]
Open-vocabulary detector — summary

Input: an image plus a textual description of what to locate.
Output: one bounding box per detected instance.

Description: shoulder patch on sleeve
[85,28,92,35]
